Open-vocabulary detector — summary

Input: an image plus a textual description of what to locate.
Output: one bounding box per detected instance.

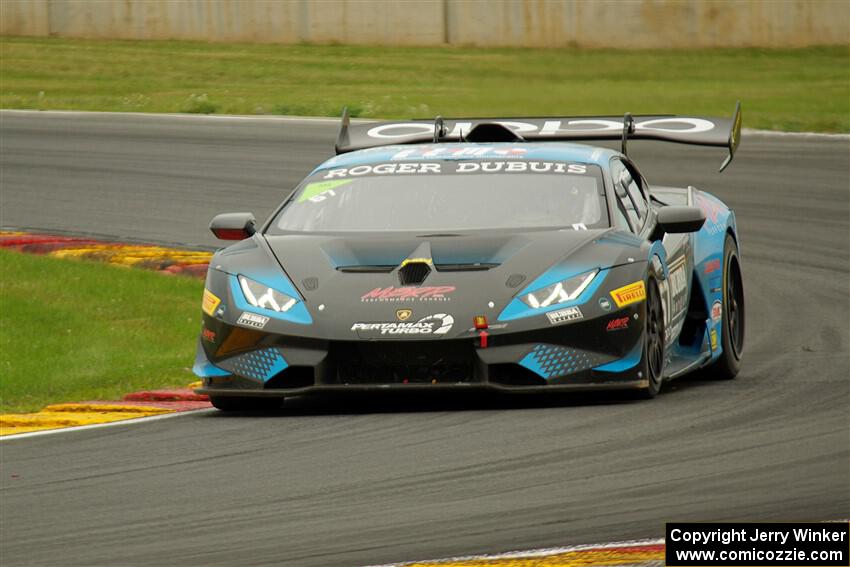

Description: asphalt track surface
[1,111,848,566]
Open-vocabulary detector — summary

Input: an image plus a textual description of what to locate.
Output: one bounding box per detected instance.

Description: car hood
[261,228,643,335]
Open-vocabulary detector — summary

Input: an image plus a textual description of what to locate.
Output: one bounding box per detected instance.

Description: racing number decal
[309,189,336,203]
[667,263,688,321]
[298,179,353,203]
[659,256,688,346]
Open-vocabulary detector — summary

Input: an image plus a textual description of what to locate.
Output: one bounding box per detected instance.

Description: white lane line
[0,408,216,442]
[741,128,850,140]
[361,538,666,567]
[2,109,847,139]
[0,108,361,124]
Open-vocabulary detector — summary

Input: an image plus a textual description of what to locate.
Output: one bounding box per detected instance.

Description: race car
[194,105,745,410]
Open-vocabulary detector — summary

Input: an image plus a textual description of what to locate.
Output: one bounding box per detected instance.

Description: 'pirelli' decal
[610,281,646,308]
[202,289,221,316]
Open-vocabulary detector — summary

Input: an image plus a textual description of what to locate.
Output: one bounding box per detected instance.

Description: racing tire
[209,395,283,412]
[705,234,745,379]
[637,277,665,399]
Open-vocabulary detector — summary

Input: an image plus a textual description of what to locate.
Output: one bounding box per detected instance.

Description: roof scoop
[398,242,433,286]
[465,123,525,143]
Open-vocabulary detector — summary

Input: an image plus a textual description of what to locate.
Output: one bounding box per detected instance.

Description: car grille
[331,340,476,385]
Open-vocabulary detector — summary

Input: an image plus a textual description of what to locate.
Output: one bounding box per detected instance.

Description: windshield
[269,160,607,233]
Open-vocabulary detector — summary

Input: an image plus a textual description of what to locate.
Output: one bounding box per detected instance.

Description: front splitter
[196,379,647,398]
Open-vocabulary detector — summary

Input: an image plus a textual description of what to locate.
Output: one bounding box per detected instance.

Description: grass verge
[0,250,203,413]
[1,36,847,132]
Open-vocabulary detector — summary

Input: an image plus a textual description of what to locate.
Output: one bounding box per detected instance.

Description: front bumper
[194,302,648,396]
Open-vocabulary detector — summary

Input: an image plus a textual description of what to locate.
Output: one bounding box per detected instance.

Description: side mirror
[209,212,256,240]
[656,206,705,234]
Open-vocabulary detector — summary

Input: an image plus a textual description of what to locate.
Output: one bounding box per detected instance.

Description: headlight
[520,269,598,309]
[238,275,298,312]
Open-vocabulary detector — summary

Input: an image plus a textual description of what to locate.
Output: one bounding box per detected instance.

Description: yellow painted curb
[42,403,172,414]
[0,403,174,436]
[50,245,212,266]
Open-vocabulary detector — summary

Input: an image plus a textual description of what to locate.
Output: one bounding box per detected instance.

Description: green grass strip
[1,36,847,132]
[0,250,203,412]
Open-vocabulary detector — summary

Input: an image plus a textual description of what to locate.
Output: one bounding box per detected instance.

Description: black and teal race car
[194,106,745,410]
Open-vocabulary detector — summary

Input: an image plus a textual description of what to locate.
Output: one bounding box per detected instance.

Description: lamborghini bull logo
[396,309,412,321]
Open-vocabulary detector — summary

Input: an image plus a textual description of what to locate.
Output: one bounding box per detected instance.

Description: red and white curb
[363,538,666,566]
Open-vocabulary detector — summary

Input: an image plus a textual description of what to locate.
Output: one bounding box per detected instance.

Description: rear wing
[335,102,742,172]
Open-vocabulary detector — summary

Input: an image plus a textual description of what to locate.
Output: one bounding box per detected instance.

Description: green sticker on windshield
[298,179,353,203]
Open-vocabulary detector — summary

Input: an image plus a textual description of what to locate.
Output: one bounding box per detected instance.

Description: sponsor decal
[711,300,723,323]
[695,193,721,223]
[361,285,455,302]
[392,147,527,160]
[324,163,442,178]
[610,281,646,308]
[710,328,718,350]
[598,297,612,311]
[367,118,716,141]
[237,312,269,330]
[351,313,454,336]
[453,161,587,174]
[546,307,584,325]
[694,193,725,235]
[323,161,589,179]
[704,258,721,274]
[606,316,630,331]
[396,309,412,321]
[202,289,221,316]
[202,328,217,342]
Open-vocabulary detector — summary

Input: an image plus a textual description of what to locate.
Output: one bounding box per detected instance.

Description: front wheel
[209,395,282,412]
[637,277,665,399]
[706,234,745,379]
